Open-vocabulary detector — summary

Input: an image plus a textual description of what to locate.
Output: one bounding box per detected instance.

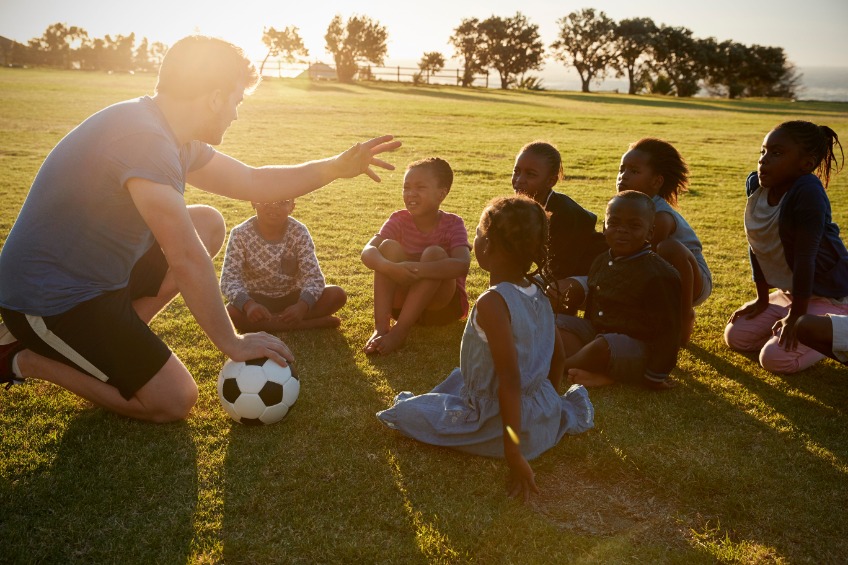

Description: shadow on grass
[672,343,848,561]
[525,342,848,562]
[0,410,197,563]
[291,78,848,119]
[221,328,435,562]
[356,81,542,108]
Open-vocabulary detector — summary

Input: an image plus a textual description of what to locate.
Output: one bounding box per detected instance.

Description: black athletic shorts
[0,243,172,400]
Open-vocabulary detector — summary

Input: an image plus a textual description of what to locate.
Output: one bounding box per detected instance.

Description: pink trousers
[724,290,848,374]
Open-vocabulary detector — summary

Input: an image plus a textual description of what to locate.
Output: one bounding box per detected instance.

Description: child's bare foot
[372,326,409,356]
[567,368,615,388]
[363,328,388,355]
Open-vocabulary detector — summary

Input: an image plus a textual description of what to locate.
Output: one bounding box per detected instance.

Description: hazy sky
[2,0,846,68]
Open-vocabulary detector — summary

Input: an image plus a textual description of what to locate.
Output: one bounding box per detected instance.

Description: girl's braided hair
[480,195,554,290]
[774,121,844,189]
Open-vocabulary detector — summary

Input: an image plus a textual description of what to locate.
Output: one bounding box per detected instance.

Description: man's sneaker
[0,323,24,389]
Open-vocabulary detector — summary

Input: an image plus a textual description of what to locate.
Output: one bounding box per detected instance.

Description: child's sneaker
[0,323,25,389]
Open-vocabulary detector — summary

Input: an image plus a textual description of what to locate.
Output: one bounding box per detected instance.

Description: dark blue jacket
[746,171,848,299]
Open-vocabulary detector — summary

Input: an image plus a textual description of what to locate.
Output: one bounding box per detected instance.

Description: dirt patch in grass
[530,463,688,543]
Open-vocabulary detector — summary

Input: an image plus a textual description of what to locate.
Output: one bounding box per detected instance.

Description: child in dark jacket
[556,191,682,389]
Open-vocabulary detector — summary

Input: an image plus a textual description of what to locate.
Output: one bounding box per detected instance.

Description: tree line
[269,9,800,99]
[1,23,167,73]
[4,9,799,99]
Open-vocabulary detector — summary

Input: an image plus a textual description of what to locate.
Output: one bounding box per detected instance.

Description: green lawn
[1,69,847,564]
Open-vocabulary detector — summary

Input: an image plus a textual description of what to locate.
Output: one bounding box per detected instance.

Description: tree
[29,23,88,68]
[743,45,800,99]
[449,18,486,87]
[76,37,105,70]
[478,12,544,90]
[612,17,658,95]
[103,33,135,72]
[324,14,388,83]
[417,51,445,84]
[702,39,750,99]
[648,25,708,97]
[550,8,618,93]
[260,26,309,76]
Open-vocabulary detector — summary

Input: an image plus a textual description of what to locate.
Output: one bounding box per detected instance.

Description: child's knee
[325,285,348,307]
[759,341,802,374]
[377,239,404,261]
[420,245,448,261]
[723,321,766,352]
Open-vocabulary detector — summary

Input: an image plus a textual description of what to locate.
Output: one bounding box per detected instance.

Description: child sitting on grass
[361,157,471,356]
[725,120,847,373]
[557,190,682,389]
[220,199,347,333]
[377,195,593,501]
[511,141,607,315]
[616,138,712,345]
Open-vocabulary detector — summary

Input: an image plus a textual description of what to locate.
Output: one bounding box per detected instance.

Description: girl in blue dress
[377,195,594,500]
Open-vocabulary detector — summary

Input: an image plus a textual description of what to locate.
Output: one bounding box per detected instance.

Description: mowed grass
[1,68,847,564]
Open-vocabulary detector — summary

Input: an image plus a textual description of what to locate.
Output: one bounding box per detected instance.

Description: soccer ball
[217,357,300,425]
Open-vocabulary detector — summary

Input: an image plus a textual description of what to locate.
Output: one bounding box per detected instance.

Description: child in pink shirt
[361,158,471,355]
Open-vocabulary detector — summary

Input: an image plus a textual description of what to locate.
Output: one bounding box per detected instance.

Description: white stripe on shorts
[25,314,110,382]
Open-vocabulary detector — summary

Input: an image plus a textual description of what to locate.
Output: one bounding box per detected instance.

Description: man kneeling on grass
[0,35,399,422]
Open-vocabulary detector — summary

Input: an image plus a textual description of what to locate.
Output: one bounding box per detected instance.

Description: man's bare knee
[188,205,226,257]
[137,356,199,422]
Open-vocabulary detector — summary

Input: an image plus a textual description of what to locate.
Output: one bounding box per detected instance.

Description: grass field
[1,68,847,564]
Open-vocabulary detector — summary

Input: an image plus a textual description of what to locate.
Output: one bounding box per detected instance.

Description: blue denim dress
[376,282,594,460]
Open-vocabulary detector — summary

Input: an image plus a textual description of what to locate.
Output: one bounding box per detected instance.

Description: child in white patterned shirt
[220,200,346,332]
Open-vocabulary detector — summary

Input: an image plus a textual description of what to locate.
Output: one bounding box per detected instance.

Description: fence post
[397,66,400,82]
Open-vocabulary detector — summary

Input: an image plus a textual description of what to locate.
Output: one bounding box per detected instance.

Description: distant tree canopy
[8,13,801,99]
[324,14,388,83]
[550,8,618,93]
[449,18,487,87]
[448,13,543,90]
[4,22,166,72]
[260,26,308,75]
[612,17,658,95]
[418,52,445,79]
[479,13,545,90]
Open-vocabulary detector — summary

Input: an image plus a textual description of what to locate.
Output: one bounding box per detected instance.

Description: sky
[1,0,847,69]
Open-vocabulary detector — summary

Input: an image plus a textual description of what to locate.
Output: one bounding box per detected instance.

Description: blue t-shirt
[0,96,215,316]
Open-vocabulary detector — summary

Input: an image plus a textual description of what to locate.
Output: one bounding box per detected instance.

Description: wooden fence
[256,60,492,88]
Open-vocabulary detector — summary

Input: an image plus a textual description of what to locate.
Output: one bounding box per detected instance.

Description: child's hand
[277,300,309,325]
[774,313,801,350]
[728,298,768,323]
[505,450,539,502]
[387,262,420,286]
[244,300,272,322]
